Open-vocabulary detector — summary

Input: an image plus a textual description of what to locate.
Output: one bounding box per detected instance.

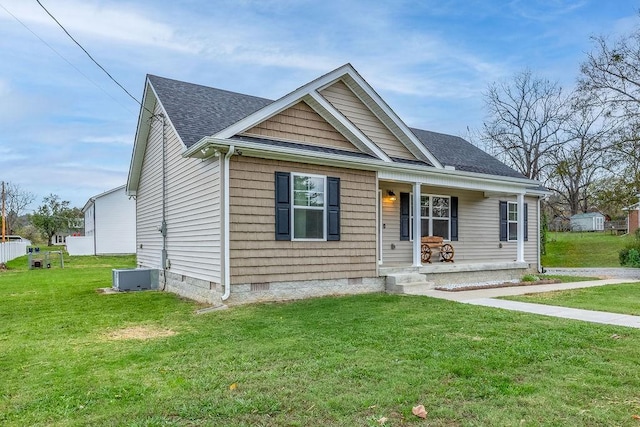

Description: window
[499,200,528,242]
[275,172,340,241]
[400,192,458,242]
[292,173,325,240]
[508,202,518,241]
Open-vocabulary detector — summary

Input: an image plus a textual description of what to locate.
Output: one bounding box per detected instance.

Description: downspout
[160,114,168,289]
[92,202,96,256]
[221,145,235,301]
[537,197,542,274]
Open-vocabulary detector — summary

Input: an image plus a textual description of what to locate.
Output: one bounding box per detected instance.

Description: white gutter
[184,137,546,193]
[537,196,542,274]
[221,145,235,301]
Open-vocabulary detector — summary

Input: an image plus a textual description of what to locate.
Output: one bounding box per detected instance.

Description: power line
[35,0,144,109]
[0,1,136,114]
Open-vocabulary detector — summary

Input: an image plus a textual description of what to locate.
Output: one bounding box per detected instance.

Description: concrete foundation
[227,277,385,305]
[160,270,223,305]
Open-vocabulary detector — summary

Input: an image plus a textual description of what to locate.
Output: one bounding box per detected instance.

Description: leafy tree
[481,69,567,180]
[30,194,72,246]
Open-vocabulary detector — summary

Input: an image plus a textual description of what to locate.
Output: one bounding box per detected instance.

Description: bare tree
[579,34,640,120]
[579,31,640,195]
[4,182,35,235]
[481,69,567,180]
[546,94,616,215]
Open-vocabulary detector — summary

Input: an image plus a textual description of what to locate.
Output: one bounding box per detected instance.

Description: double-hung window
[400,193,458,240]
[507,202,518,241]
[275,171,340,241]
[292,173,325,240]
[499,200,528,242]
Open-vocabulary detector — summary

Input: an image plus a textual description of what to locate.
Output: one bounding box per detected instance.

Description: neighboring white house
[81,185,136,255]
[570,212,605,232]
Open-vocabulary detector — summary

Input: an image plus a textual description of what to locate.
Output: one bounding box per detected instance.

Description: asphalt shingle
[148,74,527,179]
[148,75,273,148]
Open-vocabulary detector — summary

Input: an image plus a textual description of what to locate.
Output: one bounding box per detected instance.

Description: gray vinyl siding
[380,184,539,265]
[136,103,222,282]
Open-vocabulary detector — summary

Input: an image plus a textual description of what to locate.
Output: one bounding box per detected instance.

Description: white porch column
[517,193,525,263]
[413,182,422,267]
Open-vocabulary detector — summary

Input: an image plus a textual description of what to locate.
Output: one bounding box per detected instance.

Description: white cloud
[0,0,199,53]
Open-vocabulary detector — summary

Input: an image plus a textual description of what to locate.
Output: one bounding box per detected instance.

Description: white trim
[186,137,545,196]
[517,194,525,263]
[214,64,357,140]
[222,146,235,301]
[211,64,441,167]
[340,74,443,168]
[412,183,421,267]
[305,92,392,161]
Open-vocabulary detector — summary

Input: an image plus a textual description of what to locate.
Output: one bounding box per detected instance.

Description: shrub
[619,231,640,267]
[627,249,640,268]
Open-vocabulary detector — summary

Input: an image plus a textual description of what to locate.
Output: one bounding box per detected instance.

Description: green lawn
[505,282,640,316]
[3,255,640,426]
[542,231,635,267]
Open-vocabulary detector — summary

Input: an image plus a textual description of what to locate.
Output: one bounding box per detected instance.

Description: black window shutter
[499,201,507,241]
[327,177,340,241]
[275,172,291,241]
[400,192,410,241]
[524,203,529,241]
[450,196,458,241]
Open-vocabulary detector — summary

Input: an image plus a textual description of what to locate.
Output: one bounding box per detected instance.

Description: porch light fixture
[387,190,397,202]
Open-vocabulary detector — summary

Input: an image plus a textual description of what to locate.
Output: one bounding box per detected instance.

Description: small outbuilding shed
[570,212,605,232]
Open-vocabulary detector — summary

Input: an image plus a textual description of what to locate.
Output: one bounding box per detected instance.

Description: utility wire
[0,1,136,115]
[35,0,145,110]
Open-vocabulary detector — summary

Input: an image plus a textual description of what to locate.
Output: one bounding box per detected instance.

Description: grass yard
[505,282,640,316]
[2,255,640,426]
[542,231,635,267]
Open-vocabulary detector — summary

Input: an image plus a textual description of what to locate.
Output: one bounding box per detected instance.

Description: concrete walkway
[415,278,640,329]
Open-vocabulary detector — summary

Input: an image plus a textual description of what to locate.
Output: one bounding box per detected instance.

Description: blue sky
[0,0,638,210]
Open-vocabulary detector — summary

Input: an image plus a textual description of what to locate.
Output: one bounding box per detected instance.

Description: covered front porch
[376,173,542,290]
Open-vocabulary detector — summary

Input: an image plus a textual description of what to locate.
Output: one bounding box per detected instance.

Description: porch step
[386,281,436,294]
[385,272,428,286]
[385,272,434,294]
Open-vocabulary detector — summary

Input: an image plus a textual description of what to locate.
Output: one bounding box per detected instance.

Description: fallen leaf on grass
[377,416,388,424]
[229,383,238,390]
[412,404,427,419]
[632,414,640,420]
[611,334,621,339]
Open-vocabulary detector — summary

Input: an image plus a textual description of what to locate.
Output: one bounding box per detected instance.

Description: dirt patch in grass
[435,279,561,292]
[103,326,176,341]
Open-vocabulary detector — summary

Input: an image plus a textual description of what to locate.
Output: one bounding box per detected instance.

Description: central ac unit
[112,268,159,291]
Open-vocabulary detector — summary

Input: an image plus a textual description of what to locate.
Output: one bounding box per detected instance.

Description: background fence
[0,241,28,263]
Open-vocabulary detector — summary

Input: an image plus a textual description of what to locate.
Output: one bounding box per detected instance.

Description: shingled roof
[148,74,525,179]
[148,75,273,148]
[409,128,524,178]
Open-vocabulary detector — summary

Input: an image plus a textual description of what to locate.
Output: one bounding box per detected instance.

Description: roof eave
[187,136,542,193]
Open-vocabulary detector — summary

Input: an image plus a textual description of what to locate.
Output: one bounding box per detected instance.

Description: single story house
[126,64,547,306]
[78,185,136,255]
[570,212,605,232]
